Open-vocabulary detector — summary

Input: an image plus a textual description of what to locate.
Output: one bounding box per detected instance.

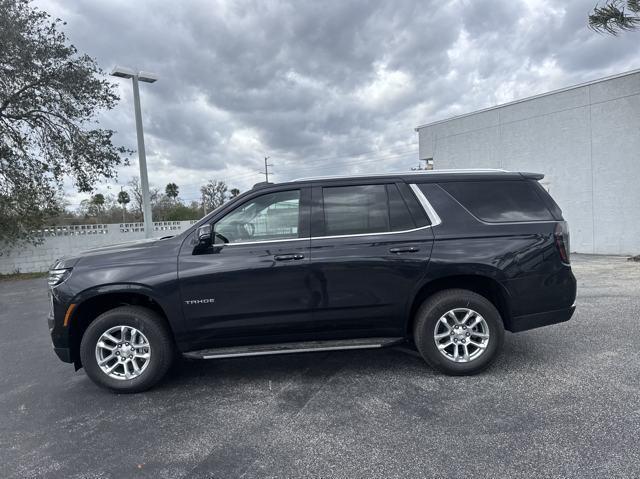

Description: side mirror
[197,224,212,245]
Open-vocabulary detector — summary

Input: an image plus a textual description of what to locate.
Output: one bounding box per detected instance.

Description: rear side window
[440,180,553,222]
[386,184,416,231]
[320,184,422,236]
[398,183,430,227]
[322,185,389,236]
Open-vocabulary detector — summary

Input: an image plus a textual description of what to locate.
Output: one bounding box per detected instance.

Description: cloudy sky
[35,0,640,208]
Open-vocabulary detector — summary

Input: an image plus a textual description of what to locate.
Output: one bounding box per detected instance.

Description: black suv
[48,170,576,392]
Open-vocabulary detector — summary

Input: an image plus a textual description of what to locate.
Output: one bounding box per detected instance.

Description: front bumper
[509,303,576,333]
[48,289,75,364]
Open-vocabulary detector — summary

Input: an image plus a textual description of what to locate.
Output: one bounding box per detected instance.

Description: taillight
[554,221,570,264]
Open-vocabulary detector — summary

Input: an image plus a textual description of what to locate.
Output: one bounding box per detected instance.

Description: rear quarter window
[439,180,553,222]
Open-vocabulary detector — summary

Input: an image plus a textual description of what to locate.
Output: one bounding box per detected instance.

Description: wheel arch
[406,274,513,337]
[67,285,175,369]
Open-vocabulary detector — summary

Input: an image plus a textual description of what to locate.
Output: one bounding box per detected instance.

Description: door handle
[389,247,420,254]
[274,253,305,261]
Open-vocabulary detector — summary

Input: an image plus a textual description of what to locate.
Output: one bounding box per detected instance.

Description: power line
[113,143,419,190]
[62,146,420,208]
[224,147,418,183]
[62,151,418,210]
[278,145,418,167]
[293,150,417,168]
[209,145,418,183]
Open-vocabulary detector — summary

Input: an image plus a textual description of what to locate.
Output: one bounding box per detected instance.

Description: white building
[415,69,640,255]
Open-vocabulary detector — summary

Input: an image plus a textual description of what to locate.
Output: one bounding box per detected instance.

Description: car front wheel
[80,306,174,393]
[413,289,504,375]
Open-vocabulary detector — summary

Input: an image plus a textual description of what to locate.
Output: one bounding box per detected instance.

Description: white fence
[0,221,197,274]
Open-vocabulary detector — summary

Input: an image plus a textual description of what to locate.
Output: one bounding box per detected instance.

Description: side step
[183,337,404,360]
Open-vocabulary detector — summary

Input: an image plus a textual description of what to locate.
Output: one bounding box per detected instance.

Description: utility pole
[262,156,273,183]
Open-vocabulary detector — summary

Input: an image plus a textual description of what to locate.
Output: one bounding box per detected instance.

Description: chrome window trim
[222,182,442,246]
[310,224,432,242]
[224,237,308,246]
[409,183,442,227]
[224,224,433,247]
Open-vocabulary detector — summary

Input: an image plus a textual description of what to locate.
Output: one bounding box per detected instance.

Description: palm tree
[165,183,179,203]
[117,190,131,223]
[589,1,640,34]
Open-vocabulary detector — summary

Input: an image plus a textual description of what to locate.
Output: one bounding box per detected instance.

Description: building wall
[417,70,640,255]
[0,221,196,274]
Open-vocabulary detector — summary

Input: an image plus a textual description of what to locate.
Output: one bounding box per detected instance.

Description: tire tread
[413,288,504,376]
[80,305,174,393]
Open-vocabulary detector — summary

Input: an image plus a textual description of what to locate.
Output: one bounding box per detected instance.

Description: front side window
[214,190,300,243]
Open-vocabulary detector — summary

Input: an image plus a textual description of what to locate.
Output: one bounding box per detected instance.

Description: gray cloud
[35,0,640,205]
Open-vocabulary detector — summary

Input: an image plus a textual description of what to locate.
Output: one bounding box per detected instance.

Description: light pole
[111,66,157,239]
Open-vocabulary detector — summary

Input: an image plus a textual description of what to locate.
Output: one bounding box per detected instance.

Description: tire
[80,306,174,393]
[413,289,504,376]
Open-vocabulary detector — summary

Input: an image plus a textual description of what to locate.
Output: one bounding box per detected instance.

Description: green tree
[165,182,179,203]
[200,179,228,213]
[91,193,105,223]
[0,0,129,247]
[230,188,241,198]
[163,203,201,221]
[117,189,130,222]
[589,1,640,34]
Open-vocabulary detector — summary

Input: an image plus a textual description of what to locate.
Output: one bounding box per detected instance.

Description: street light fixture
[111,66,157,238]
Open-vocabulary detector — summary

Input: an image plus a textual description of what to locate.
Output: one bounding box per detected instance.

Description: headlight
[48,268,72,287]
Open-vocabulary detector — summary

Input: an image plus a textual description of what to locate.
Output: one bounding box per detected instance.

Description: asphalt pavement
[1,254,639,478]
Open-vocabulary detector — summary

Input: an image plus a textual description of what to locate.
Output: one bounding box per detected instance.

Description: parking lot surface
[1,255,639,478]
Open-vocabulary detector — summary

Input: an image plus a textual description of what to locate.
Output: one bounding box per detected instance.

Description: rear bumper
[509,304,576,333]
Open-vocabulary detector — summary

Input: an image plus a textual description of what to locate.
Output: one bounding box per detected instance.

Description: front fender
[70,282,185,336]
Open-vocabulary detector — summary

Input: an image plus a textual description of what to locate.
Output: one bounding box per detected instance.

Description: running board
[183,337,404,360]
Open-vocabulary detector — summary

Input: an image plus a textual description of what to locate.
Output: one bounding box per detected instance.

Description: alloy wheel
[95,325,151,380]
[433,308,490,363]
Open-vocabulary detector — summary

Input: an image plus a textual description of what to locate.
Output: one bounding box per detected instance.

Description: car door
[309,181,434,337]
[178,187,313,350]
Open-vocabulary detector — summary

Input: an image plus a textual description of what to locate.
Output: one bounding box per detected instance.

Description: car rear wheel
[80,306,174,393]
[413,289,504,375]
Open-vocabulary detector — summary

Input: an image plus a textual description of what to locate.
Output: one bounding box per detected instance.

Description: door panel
[179,239,311,349]
[309,230,433,336]
[177,187,313,350]
[309,182,434,336]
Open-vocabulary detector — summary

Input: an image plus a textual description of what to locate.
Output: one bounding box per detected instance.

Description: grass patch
[0,272,47,282]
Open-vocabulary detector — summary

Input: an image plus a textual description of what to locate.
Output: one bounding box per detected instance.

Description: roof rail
[252,181,273,189]
[520,172,544,180]
[290,169,510,182]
